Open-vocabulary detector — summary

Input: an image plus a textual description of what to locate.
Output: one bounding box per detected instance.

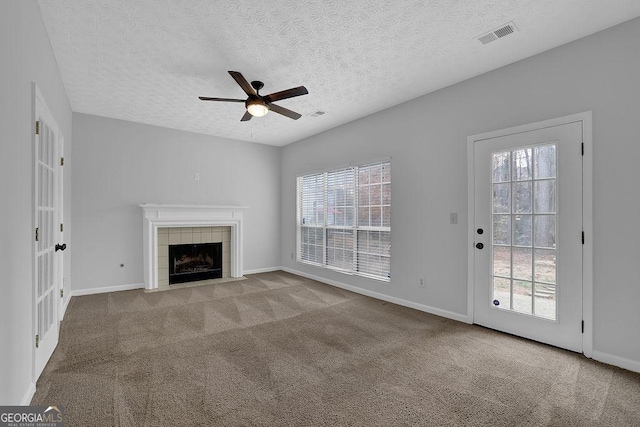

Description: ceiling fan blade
[240,110,253,121]
[228,71,256,96]
[198,96,245,102]
[264,86,308,103]
[269,103,302,120]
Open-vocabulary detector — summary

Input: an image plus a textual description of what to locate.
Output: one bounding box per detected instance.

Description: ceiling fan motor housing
[246,96,269,117]
[247,81,269,116]
[250,81,264,92]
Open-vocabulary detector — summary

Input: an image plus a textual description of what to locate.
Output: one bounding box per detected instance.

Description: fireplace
[140,204,247,290]
[169,242,222,284]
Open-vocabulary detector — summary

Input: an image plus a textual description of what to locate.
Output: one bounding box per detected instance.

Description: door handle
[475,243,484,250]
[55,243,67,252]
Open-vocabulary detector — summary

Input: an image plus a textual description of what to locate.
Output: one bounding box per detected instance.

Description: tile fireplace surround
[158,226,230,287]
[140,204,247,290]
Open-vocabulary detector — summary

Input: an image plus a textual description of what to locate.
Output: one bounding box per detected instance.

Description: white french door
[472,121,583,352]
[34,87,63,377]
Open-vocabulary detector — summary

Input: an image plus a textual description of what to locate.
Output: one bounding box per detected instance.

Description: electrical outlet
[194,172,200,181]
[450,213,458,224]
[419,278,426,288]
[290,252,294,259]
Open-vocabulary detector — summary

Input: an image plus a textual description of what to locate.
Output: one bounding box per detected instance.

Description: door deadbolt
[475,243,484,250]
[477,228,484,234]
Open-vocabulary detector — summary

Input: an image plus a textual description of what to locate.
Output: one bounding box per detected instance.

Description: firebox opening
[169,242,222,284]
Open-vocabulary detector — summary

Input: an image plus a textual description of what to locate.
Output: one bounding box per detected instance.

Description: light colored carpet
[32,271,640,426]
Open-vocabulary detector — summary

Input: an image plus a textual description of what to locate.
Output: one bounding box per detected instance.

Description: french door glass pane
[512,247,532,281]
[513,148,533,181]
[36,120,57,340]
[493,215,511,245]
[513,215,532,246]
[513,281,533,314]
[535,283,556,319]
[493,246,510,277]
[534,145,556,179]
[493,183,510,213]
[534,180,556,213]
[514,182,532,214]
[534,216,556,248]
[491,144,557,320]
[534,249,556,284]
[492,277,511,310]
[492,151,510,182]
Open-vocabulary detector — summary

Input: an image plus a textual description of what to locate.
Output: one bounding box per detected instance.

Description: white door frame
[467,112,593,357]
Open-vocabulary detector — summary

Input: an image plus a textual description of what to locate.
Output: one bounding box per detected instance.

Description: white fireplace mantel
[140,204,248,290]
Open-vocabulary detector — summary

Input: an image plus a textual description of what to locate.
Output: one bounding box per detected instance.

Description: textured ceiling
[38,0,640,147]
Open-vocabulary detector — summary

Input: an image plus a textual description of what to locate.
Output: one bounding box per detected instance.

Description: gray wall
[0,1,73,404]
[281,17,640,365]
[71,114,281,292]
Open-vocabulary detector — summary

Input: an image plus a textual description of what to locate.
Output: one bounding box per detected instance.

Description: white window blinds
[326,168,355,271]
[299,173,324,264]
[297,161,391,281]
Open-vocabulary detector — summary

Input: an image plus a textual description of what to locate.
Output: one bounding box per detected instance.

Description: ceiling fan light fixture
[200,72,307,121]
[246,99,269,117]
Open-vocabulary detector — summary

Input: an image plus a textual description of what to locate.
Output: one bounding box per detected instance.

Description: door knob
[55,243,67,252]
[475,243,484,250]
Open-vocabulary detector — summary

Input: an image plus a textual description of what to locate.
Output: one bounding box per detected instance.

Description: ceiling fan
[199,71,308,121]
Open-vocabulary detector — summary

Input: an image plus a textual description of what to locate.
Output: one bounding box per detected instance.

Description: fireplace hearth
[169,242,222,284]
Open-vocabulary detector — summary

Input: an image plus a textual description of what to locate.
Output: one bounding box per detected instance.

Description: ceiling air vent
[477,22,518,45]
[309,110,326,117]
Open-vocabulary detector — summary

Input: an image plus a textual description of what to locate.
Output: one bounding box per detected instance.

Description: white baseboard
[244,266,282,275]
[592,350,640,374]
[72,282,144,297]
[61,293,72,319]
[281,267,470,324]
[20,382,36,405]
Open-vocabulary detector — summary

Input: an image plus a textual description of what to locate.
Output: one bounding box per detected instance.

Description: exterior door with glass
[473,121,583,352]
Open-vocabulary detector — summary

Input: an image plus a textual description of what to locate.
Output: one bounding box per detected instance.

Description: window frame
[296,160,391,282]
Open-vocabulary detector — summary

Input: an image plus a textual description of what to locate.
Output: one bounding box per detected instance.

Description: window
[297,161,391,281]
[299,173,324,265]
